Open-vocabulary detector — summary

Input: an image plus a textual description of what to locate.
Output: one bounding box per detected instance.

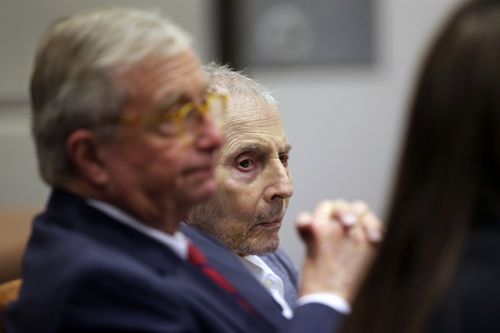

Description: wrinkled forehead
[225,92,280,125]
[221,94,288,154]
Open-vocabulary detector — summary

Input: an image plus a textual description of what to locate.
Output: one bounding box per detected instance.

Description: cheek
[122,148,185,191]
[146,142,191,175]
[220,186,255,219]
[221,174,264,214]
[100,146,143,180]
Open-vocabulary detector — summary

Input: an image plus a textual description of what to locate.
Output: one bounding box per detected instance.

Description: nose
[193,114,224,151]
[264,160,293,203]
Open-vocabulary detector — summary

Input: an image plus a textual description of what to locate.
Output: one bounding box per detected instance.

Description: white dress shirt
[242,255,294,318]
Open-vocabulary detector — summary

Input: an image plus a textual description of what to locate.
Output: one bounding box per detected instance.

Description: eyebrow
[281,143,292,154]
[228,142,292,157]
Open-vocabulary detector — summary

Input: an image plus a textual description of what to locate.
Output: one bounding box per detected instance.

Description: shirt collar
[86,198,189,260]
[241,255,285,297]
[241,255,293,318]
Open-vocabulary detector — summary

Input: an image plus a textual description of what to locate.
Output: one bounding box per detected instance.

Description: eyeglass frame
[119,91,228,137]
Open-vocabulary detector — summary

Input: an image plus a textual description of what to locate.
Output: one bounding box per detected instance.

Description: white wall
[253,0,461,264]
[0,0,462,265]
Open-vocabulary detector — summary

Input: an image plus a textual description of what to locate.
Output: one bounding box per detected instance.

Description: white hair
[203,63,277,106]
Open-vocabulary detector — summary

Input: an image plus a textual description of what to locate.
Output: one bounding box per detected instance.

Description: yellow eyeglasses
[122,92,228,137]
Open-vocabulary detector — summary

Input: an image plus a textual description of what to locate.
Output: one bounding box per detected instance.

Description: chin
[246,238,280,256]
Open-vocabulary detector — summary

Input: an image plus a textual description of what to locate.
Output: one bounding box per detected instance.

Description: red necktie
[187,242,256,315]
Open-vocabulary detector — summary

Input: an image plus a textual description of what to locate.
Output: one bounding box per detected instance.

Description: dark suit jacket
[181,224,343,333]
[431,220,500,333]
[5,189,342,333]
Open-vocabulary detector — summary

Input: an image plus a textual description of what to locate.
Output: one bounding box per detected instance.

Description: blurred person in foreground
[185,65,382,317]
[4,7,382,333]
[340,1,500,332]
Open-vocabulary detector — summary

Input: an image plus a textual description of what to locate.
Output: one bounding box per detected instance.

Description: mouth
[257,216,284,229]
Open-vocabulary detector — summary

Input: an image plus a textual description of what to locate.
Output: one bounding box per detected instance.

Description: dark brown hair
[341,1,500,332]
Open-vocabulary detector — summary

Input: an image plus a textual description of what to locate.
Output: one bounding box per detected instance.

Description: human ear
[66,129,109,186]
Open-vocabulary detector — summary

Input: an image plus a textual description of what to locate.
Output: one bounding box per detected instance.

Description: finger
[351,200,369,216]
[332,199,358,228]
[296,211,313,240]
[340,212,358,227]
[331,199,350,217]
[313,200,337,227]
[339,200,369,227]
[296,211,313,227]
[360,211,384,243]
[347,221,367,243]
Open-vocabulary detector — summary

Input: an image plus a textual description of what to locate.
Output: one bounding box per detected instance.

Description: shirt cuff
[296,293,351,314]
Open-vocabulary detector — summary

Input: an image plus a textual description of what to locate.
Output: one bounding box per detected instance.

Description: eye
[279,154,289,167]
[236,157,255,171]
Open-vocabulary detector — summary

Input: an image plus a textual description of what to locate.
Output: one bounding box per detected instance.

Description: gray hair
[31,7,191,186]
[203,63,277,110]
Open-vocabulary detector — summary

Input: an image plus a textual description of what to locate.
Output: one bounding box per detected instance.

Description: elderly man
[5,7,381,333]
[186,65,298,310]
[186,65,381,317]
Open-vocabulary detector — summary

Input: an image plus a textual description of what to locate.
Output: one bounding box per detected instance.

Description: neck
[62,180,185,235]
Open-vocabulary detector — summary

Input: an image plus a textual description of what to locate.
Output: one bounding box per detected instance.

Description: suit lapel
[44,189,183,276]
[181,223,288,328]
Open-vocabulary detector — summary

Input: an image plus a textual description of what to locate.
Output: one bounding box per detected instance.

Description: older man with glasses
[5,7,382,333]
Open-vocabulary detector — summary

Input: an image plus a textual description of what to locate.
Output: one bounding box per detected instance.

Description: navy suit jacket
[181,224,343,333]
[6,189,343,333]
